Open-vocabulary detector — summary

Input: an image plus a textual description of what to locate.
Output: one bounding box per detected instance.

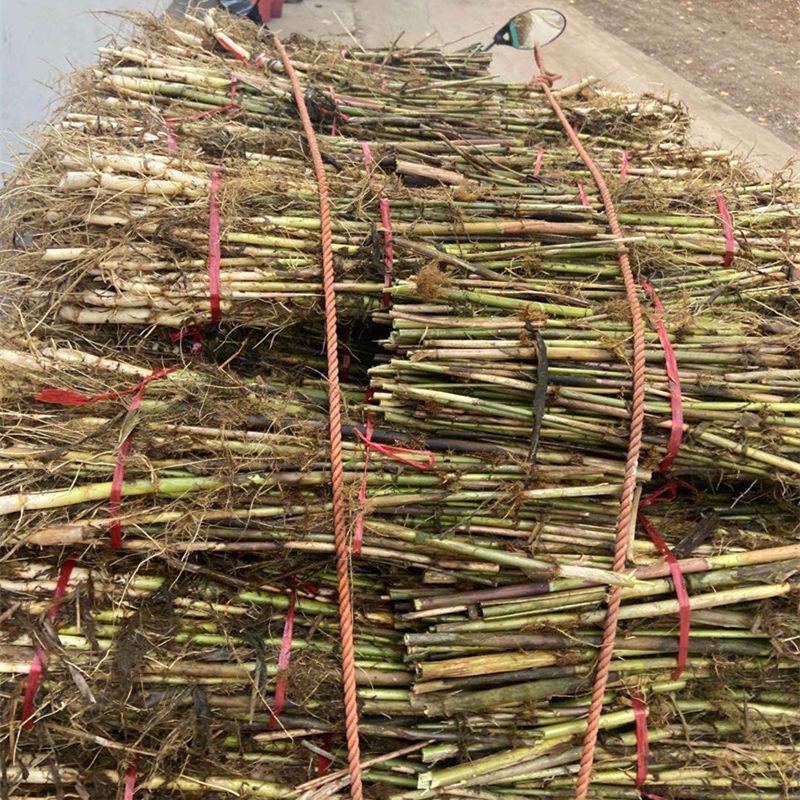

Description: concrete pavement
[0,0,169,171]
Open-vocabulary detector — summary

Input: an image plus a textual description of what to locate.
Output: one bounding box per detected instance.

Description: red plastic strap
[360,141,395,309]
[124,757,139,800]
[328,86,338,136]
[361,142,375,172]
[295,578,319,595]
[577,180,590,207]
[355,417,436,470]
[268,590,296,729]
[109,436,136,550]
[620,149,630,178]
[339,343,352,383]
[353,395,435,556]
[352,390,375,557]
[166,78,239,153]
[378,197,395,308]
[208,169,223,323]
[21,558,75,730]
[637,511,691,679]
[37,368,174,549]
[533,147,544,177]
[109,369,174,549]
[639,477,695,509]
[638,279,683,473]
[169,326,204,354]
[317,732,334,776]
[360,141,374,170]
[35,367,174,407]
[324,87,350,135]
[631,695,649,788]
[716,192,735,267]
[328,85,339,135]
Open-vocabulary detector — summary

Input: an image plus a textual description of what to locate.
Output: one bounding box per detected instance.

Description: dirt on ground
[569,0,800,147]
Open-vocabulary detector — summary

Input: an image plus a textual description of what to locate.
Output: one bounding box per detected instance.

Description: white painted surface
[0,0,164,171]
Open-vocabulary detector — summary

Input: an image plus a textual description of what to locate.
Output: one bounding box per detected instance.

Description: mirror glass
[492,9,567,50]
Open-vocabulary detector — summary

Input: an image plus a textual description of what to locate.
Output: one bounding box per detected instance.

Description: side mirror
[486,8,567,51]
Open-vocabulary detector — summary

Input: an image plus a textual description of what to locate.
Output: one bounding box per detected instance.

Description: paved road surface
[571,0,800,149]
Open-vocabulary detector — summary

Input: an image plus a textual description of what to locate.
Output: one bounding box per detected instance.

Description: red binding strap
[639,477,695,507]
[360,142,375,170]
[339,342,352,383]
[352,392,374,557]
[108,436,135,549]
[324,86,350,135]
[715,192,735,267]
[634,276,687,678]
[620,149,630,178]
[37,368,175,548]
[208,169,223,324]
[167,77,240,153]
[637,510,691,679]
[631,695,649,788]
[354,419,436,469]
[328,85,339,135]
[124,756,139,800]
[577,180,590,207]
[169,326,204,354]
[268,590,296,729]
[317,731,334,776]
[166,126,178,154]
[533,147,544,177]
[638,279,683,473]
[353,394,435,556]
[378,197,395,308]
[21,558,75,730]
[361,142,395,309]
[35,368,173,407]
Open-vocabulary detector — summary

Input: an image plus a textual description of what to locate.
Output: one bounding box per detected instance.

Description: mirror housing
[487,8,567,51]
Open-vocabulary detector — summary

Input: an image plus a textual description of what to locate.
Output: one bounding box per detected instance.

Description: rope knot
[531,69,561,90]
[532,42,561,89]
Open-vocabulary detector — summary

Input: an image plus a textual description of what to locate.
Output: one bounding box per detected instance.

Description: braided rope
[272,36,364,800]
[531,43,647,800]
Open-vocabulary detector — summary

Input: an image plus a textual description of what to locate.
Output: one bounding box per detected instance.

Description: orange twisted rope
[272,36,364,800]
[531,43,647,800]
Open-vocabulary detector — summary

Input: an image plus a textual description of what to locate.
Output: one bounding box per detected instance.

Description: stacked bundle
[0,335,628,586]
[2,557,420,798]
[9,14,702,331]
[1,9,799,800]
[370,254,800,486]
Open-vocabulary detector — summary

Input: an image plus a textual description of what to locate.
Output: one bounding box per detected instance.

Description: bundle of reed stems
[12,10,796,331]
[1,8,799,800]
